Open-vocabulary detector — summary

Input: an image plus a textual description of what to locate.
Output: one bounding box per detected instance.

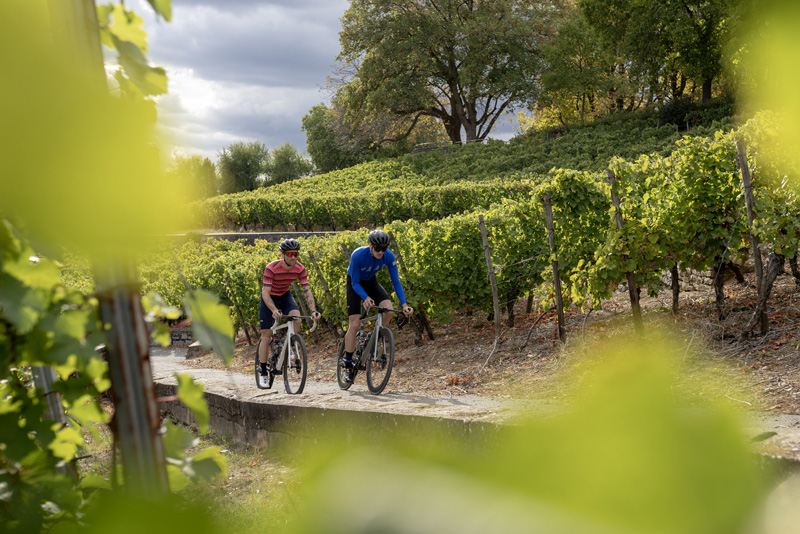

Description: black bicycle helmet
[368,229,390,249]
[279,238,300,252]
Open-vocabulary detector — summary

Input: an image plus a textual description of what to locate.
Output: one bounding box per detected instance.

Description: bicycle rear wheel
[254,340,273,389]
[366,327,394,395]
[335,337,353,390]
[283,334,307,394]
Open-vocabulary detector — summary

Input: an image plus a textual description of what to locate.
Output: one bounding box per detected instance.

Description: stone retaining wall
[155,382,502,449]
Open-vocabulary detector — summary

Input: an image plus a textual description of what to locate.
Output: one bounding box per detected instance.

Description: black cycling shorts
[259,291,300,330]
[346,275,390,316]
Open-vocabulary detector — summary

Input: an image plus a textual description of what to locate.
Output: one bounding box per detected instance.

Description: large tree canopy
[267,143,313,185]
[217,141,269,194]
[337,0,560,144]
[540,5,618,124]
[580,0,739,101]
[170,155,219,199]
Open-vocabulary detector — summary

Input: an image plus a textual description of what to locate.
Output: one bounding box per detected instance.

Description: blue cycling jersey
[347,246,407,305]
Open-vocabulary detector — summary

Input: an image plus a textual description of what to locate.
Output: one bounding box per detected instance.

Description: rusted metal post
[59,0,169,497]
[95,261,170,496]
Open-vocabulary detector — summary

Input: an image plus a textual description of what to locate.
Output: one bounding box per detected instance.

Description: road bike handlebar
[359,306,408,329]
[274,313,318,333]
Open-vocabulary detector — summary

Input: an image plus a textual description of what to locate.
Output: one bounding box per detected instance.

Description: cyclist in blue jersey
[342,229,413,380]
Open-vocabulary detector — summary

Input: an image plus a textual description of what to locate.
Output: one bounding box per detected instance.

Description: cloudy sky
[130,0,349,161]
[131,0,517,163]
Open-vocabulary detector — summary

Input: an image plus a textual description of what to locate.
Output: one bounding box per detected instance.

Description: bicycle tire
[335,337,354,390]
[254,340,273,389]
[283,334,307,394]
[366,327,394,395]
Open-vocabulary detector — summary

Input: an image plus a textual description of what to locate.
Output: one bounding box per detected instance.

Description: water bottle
[357,330,366,352]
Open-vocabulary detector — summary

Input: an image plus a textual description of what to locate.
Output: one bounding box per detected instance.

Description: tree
[539,6,617,124]
[267,142,314,185]
[337,0,561,145]
[580,0,738,102]
[302,104,366,173]
[170,155,219,199]
[217,141,269,194]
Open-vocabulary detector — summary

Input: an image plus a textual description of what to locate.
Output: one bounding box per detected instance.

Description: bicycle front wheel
[283,334,307,394]
[366,327,394,395]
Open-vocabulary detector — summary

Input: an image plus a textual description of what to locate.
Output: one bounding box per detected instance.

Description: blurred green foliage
[291,334,767,534]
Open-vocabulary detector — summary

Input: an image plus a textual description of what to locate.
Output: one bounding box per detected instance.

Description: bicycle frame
[272,314,316,371]
[354,306,400,366]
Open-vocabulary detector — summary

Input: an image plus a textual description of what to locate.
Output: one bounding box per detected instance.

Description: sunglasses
[285,251,298,258]
[373,246,386,253]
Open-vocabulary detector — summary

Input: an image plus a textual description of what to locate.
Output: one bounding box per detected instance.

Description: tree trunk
[741,253,785,339]
[702,77,713,102]
[444,117,461,144]
[790,257,800,286]
[670,264,680,315]
[506,286,520,328]
[713,261,726,320]
[728,262,745,283]
[580,94,586,124]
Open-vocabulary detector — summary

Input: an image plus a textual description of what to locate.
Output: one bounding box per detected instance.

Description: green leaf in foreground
[175,373,209,434]
[183,289,233,365]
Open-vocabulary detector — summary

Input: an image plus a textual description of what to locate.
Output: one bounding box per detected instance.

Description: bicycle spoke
[283,334,307,394]
[366,327,394,395]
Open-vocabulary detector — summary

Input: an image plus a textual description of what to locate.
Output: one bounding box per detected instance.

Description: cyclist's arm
[261,287,280,316]
[350,270,369,302]
[386,253,407,305]
[301,285,320,317]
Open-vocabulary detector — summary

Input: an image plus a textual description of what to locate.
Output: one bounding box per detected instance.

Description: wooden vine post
[387,233,435,341]
[291,281,319,343]
[737,139,768,335]
[381,195,389,224]
[436,191,444,217]
[277,205,289,231]
[325,200,337,231]
[343,198,356,227]
[607,169,643,334]
[478,215,502,338]
[224,276,253,345]
[298,199,311,230]
[404,193,416,219]
[253,201,264,227]
[307,251,343,338]
[543,196,566,343]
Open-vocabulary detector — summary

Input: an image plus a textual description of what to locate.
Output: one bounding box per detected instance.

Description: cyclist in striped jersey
[258,238,321,385]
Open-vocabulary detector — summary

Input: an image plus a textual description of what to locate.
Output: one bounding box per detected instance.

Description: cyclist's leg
[283,293,302,334]
[345,314,360,353]
[367,279,393,326]
[378,299,393,325]
[258,297,275,366]
[344,276,363,354]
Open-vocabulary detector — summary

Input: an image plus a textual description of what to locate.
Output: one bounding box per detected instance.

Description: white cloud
[127,0,348,162]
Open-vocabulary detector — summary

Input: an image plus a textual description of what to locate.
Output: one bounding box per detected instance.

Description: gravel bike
[336,306,406,395]
[255,313,317,394]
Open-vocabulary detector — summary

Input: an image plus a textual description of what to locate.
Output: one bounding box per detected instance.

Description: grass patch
[79,411,301,534]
